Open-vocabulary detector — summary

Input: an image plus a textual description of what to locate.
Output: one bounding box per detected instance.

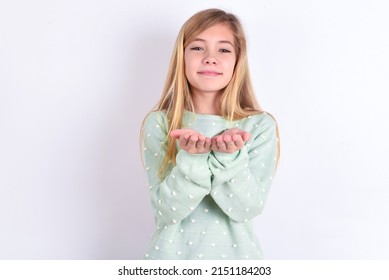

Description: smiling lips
[197,71,222,76]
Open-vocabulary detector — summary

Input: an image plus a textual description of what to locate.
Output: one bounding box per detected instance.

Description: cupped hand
[211,128,251,154]
[170,129,212,154]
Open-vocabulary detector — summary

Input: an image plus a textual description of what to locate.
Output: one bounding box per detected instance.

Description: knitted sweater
[142,110,278,259]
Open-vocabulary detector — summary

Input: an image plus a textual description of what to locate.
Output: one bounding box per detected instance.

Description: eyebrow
[191,38,234,47]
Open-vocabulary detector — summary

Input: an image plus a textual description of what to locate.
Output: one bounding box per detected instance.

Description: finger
[211,140,219,152]
[226,129,250,142]
[189,134,199,143]
[186,134,198,150]
[212,135,223,143]
[196,134,205,148]
[204,138,212,150]
[178,133,189,148]
[225,140,236,152]
[170,129,182,139]
[241,131,251,142]
[223,134,240,152]
[222,134,232,143]
[216,137,227,151]
[232,134,244,149]
[210,135,222,152]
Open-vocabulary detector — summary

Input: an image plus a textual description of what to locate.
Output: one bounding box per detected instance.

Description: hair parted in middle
[151,8,264,178]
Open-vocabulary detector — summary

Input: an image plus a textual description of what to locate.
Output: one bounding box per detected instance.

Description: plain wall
[1,0,388,259]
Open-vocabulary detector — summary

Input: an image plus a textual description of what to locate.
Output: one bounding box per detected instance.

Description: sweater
[142,110,278,259]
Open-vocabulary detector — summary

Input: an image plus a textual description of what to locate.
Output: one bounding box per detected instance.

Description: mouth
[197,71,222,77]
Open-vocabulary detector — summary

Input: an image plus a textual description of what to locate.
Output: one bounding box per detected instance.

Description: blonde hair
[143,8,280,178]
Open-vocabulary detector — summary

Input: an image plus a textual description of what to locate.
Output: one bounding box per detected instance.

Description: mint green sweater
[142,111,278,259]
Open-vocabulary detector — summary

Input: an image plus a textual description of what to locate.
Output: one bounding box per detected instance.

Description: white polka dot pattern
[142,111,278,259]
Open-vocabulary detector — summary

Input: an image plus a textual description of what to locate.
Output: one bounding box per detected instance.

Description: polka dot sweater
[142,110,278,259]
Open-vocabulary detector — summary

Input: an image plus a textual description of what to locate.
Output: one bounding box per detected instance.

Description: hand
[170,129,212,154]
[211,128,250,154]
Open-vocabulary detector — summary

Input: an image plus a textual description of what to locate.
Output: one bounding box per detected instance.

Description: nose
[203,52,217,64]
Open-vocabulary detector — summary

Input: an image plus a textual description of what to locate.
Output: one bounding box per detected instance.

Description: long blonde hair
[143,8,279,178]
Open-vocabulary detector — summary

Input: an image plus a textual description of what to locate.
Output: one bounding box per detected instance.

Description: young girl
[141,8,279,260]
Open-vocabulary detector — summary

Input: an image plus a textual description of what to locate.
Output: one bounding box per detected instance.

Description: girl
[141,8,279,260]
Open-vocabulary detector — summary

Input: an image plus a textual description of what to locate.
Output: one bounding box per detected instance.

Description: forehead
[190,23,235,44]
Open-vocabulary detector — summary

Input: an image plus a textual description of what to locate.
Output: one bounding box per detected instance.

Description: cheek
[185,64,193,83]
[184,55,195,75]
[225,59,236,78]
[184,55,191,80]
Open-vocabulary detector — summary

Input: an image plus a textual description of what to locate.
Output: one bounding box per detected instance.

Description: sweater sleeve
[142,112,212,225]
[208,114,278,223]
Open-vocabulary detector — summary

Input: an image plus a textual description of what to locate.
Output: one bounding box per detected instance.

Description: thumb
[170,129,182,139]
[233,131,250,142]
[242,132,251,142]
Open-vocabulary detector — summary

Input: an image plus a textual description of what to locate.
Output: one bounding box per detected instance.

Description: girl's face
[184,23,236,96]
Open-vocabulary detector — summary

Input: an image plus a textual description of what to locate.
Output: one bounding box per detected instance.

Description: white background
[1,0,388,260]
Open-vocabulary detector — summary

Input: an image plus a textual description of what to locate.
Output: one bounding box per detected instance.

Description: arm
[142,112,212,225]
[208,114,278,223]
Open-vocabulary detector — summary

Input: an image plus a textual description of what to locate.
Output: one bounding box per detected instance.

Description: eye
[219,48,232,53]
[190,46,204,51]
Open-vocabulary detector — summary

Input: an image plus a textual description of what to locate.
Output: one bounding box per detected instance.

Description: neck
[191,89,221,115]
